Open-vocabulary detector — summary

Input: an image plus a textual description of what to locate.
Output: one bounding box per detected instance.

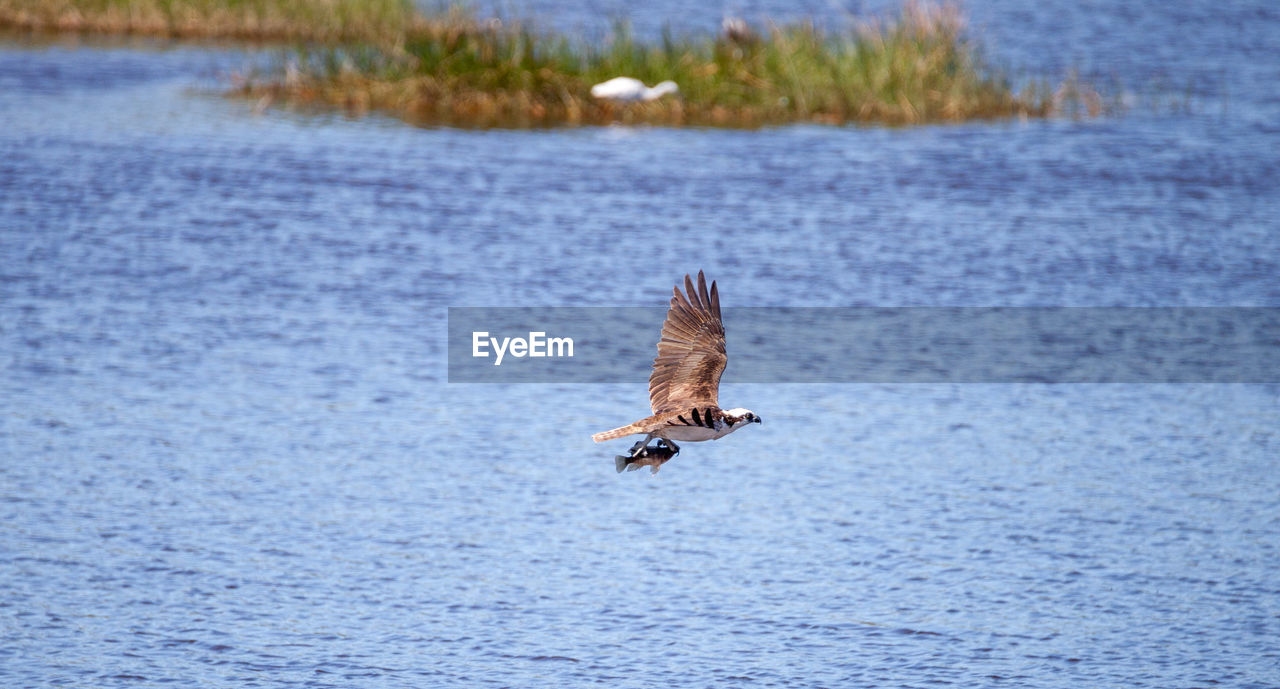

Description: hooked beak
[754,416,763,424]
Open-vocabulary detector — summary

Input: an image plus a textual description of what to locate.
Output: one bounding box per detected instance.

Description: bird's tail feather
[592,424,640,443]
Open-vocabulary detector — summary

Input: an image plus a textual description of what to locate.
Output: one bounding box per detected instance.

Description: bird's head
[648,81,680,100]
[723,408,762,427]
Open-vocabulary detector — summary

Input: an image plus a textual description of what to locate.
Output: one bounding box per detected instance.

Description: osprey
[592,271,762,473]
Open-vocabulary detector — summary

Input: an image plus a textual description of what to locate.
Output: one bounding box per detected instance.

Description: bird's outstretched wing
[648,271,726,414]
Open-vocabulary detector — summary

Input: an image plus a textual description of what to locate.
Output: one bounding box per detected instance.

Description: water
[2,1,1279,686]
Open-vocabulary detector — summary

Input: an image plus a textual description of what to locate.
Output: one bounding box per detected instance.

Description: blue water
[2,1,1279,686]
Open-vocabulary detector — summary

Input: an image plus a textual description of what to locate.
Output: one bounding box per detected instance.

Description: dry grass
[1,0,1084,128]
[0,0,413,42]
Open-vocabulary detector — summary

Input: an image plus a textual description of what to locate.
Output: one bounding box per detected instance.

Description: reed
[1,0,1075,127]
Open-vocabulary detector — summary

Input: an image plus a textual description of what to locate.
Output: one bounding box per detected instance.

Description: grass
[1,0,1096,128]
[0,0,414,42]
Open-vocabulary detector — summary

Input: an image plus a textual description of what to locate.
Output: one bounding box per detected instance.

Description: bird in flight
[592,271,761,473]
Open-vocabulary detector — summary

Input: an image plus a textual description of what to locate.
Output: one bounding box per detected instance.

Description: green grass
[1,0,1096,128]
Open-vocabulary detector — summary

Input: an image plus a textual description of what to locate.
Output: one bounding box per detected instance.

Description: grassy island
[1,0,1092,128]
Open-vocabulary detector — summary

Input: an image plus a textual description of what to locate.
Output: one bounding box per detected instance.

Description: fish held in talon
[593,271,762,474]
[614,442,679,475]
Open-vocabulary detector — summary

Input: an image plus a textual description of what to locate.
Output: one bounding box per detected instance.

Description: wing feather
[648,271,727,414]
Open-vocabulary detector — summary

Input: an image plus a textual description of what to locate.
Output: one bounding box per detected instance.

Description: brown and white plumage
[649,271,725,414]
[592,271,761,473]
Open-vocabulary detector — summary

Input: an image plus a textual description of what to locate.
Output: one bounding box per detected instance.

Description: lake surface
[2,1,1279,686]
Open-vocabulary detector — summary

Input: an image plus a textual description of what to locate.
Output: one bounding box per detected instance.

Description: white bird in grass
[589,77,680,102]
